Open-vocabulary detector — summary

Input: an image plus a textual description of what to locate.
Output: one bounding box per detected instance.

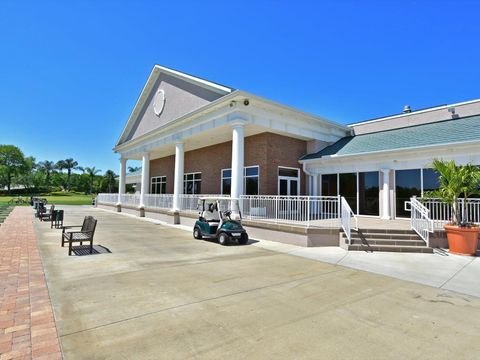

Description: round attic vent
[153,89,166,116]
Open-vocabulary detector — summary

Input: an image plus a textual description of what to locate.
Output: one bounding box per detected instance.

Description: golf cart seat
[203,203,220,223]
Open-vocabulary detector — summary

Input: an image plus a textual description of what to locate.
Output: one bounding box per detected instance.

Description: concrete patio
[34,206,480,359]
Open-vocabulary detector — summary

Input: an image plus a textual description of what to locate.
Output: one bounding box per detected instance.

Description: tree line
[0,144,128,194]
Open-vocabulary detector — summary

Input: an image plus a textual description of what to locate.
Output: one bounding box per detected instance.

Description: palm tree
[103,170,117,193]
[37,160,55,186]
[56,158,81,191]
[84,166,101,194]
[128,166,141,173]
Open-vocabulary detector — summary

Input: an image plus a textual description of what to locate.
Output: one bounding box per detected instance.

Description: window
[358,171,379,216]
[395,169,421,217]
[322,174,338,196]
[221,166,259,195]
[278,167,300,196]
[339,173,357,212]
[245,166,259,195]
[221,169,231,195]
[184,172,201,194]
[151,176,166,194]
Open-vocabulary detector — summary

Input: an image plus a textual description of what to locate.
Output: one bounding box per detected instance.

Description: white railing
[144,194,174,209]
[239,195,340,227]
[421,198,480,229]
[97,193,228,212]
[340,196,358,244]
[410,197,433,246]
[96,193,118,204]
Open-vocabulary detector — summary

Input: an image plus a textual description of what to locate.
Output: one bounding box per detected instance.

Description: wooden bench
[39,205,55,222]
[62,216,97,256]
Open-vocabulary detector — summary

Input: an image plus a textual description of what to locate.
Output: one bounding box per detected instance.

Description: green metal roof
[301,115,480,161]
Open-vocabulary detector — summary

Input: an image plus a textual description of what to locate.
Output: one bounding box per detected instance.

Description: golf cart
[193,197,249,245]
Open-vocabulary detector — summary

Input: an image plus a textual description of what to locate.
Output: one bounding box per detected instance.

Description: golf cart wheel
[239,232,249,245]
[193,227,202,239]
[218,232,230,246]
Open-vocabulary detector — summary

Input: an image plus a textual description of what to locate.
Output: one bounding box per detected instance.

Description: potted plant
[426,159,480,255]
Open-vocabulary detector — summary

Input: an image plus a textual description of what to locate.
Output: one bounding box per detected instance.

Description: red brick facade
[149,132,307,195]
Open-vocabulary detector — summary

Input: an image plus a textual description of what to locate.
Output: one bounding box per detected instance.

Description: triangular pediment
[117,65,233,146]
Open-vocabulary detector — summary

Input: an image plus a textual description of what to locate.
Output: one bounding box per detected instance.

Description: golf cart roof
[198,196,233,201]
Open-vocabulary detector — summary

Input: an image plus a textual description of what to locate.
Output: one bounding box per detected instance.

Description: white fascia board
[116,66,159,146]
[300,139,480,165]
[242,92,349,134]
[153,65,233,94]
[348,98,480,127]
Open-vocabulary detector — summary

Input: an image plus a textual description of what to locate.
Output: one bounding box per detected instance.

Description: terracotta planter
[444,225,480,256]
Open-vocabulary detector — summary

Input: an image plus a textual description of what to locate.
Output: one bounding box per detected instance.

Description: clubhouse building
[98,65,480,248]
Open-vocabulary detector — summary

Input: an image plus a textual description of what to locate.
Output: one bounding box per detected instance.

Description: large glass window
[151,176,166,194]
[322,174,338,196]
[221,166,259,195]
[358,172,379,216]
[339,173,357,212]
[395,169,421,217]
[422,168,440,195]
[184,172,201,194]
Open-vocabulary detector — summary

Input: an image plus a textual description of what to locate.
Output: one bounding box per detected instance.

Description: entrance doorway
[278,167,300,195]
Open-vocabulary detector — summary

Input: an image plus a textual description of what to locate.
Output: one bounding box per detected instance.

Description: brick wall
[149,132,307,195]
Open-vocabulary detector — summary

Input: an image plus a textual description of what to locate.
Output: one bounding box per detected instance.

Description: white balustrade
[239,195,340,227]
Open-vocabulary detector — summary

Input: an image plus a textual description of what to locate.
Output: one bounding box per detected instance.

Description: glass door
[278,177,298,195]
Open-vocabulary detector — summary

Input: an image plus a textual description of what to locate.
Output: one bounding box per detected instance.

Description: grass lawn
[0,193,96,206]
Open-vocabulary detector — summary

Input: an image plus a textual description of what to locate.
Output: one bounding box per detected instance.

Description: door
[279,177,299,195]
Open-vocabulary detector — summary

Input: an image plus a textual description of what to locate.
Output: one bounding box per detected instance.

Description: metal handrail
[340,196,358,245]
[410,197,433,246]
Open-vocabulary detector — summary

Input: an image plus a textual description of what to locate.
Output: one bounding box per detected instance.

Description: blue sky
[0,0,479,173]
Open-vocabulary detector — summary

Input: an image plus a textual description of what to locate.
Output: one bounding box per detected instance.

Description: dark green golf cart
[193,197,248,245]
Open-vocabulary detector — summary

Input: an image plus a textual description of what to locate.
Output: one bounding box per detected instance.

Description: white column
[117,157,127,205]
[139,152,150,208]
[381,169,390,220]
[173,142,184,211]
[231,122,245,200]
[312,175,319,196]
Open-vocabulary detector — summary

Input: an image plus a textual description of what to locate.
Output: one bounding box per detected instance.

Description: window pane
[245,177,259,195]
[279,179,288,195]
[222,179,231,195]
[222,169,231,178]
[358,172,379,216]
[245,167,259,176]
[423,168,439,193]
[322,174,337,196]
[339,173,357,212]
[395,169,421,217]
[161,183,166,194]
[290,180,298,196]
[279,167,299,177]
[194,180,201,194]
[195,173,202,180]
[186,182,193,194]
[151,184,155,193]
[187,174,193,180]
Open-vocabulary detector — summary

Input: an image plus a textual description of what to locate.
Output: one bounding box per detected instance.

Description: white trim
[348,98,480,127]
[153,65,233,94]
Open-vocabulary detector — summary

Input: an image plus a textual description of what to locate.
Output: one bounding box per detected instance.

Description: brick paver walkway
[0,207,62,360]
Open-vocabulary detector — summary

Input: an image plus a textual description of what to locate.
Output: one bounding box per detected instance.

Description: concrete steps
[341,228,434,253]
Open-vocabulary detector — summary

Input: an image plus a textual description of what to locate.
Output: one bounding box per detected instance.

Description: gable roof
[116,65,234,147]
[301,115,480,161]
